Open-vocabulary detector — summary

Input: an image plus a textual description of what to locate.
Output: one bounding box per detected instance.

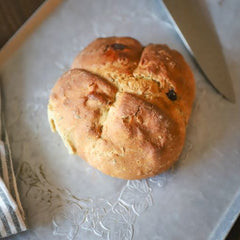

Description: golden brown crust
[72,37,143,76]
[48,69,118,155]
[98,92,185,179]
[133,44,195,123]
[48,37,195,179]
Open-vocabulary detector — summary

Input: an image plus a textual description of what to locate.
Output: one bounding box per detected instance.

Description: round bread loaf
[48,37,195,179]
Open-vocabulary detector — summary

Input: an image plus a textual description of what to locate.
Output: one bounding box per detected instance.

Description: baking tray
[1,0,240,239]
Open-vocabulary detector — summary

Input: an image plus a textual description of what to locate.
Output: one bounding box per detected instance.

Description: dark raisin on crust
[111,43,127,50]
[166,89,177,101]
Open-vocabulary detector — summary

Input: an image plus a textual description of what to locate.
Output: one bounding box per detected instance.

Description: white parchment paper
[1,0,240,239]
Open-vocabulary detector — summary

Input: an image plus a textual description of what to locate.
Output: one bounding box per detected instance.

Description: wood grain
[226,215,240,240]
[0,0,239,239]
[0,0,45,47]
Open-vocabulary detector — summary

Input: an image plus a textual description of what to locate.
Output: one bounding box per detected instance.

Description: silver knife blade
[162,0,235,102]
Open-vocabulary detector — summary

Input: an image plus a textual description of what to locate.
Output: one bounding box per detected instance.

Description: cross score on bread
[48,37,195,180]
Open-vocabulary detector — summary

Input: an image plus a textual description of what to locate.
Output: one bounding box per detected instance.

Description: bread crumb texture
[48,37,195,179]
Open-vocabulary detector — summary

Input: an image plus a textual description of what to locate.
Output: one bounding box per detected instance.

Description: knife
[162,0,235,102]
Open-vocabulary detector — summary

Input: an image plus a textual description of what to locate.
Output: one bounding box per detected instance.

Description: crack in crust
[48,37,195,179]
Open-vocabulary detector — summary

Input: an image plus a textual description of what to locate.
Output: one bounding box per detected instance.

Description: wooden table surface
[0,0,239,239]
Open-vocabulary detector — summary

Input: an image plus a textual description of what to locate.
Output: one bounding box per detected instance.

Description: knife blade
[162,0,235,102]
